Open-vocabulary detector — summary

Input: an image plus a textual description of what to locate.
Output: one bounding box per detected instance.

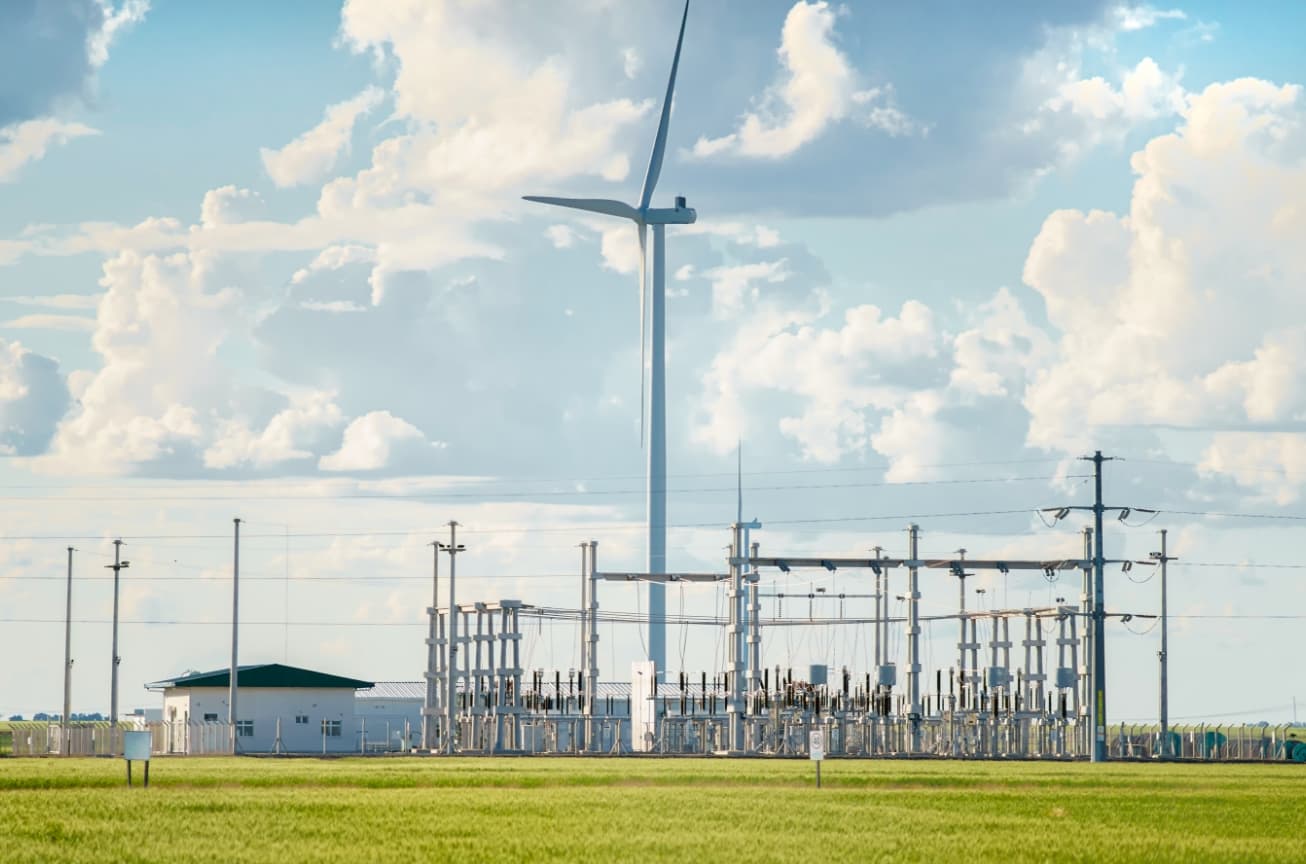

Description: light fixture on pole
[106,540,130,733]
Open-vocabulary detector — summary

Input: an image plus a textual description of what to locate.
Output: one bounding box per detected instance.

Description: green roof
[146,663,374,691]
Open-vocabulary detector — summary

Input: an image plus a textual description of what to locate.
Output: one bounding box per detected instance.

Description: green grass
[0,757,1303,863]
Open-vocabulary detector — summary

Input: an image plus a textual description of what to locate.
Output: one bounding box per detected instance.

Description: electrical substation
[420,517,1120,758]
[413,453,1275,761]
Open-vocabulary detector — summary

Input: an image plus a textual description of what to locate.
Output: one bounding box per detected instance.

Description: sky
[0,0,1304,726]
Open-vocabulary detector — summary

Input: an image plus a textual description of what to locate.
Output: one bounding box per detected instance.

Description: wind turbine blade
[639,221,648,449]
[638,0,690,211]
[522,196,639,221]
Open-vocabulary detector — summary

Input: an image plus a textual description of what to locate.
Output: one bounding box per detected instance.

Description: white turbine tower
[524,0,695,681]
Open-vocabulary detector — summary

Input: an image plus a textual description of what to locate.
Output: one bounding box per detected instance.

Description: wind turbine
[524,0,696,682]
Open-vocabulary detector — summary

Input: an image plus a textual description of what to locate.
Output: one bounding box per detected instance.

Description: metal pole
[1157,529,1172,759]
[906,524,921,752]
[579,542,589,708]
[1091,452,1107,762]
[62,547,73,756]
[1081,526,1092,719]
[728,522,744,751]
[423,540,439,750]
[109,539,124,732]
[748,540,761,708]
[588,541,600,705]
[445,521,462,754]
[647,222,668,683]
[872,547,882,672]
[957,567,967,682]
[230,518,240,755]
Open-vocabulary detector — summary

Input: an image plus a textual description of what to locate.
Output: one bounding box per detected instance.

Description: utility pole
[906,524,921,753]
[1089,451,1108,763]
[423,540,440,750]
[62,547,74,756]
[1041,451,1147,763]
[230,518,241,755]
[1150,529,1176,759]
[728,521,744,752]
[106,539,130,734]
[441,522,465,754]
[872,547,883,672]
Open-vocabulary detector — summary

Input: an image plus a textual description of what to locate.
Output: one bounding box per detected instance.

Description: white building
[146,663,374,754]
[355,681,424,751]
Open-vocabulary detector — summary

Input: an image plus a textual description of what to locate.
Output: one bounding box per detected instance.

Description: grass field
[1,757,1304,863]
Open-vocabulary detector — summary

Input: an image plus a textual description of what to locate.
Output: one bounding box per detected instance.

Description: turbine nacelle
[519,1,694,454]
[643,198,697,226]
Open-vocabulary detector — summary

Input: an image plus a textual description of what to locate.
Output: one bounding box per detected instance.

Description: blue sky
[1,0,1304,727]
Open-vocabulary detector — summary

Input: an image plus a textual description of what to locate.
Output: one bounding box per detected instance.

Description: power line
[0,506,1048,542]
[0,474,1079,503]
[0,456,1068,492]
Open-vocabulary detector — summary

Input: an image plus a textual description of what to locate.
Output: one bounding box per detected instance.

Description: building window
[203,713,218,722]
[236,720,254,737]
[295,715,309,725]
[321,719,342,737]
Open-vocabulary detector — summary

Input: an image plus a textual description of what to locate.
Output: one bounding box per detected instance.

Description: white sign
[809,729,825,761]
[123,730,151,762]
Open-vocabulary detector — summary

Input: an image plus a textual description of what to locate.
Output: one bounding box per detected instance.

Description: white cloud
[299,300,367,313]
[88,0,150,67]
[3,313,96,331]
[545,224,578,249]
[0,118,99,182]
[690,1,919,159]
[1112,5,1187,32]
[4,293,102,310]
[1045,57,1186,124]
[694,297,938,461]
[260,87,385,188]
[204,390,345,470]
[199,185,259,227]
[0,338,70,456]
[623,47,641,80]
[704,259,789,318]
[949,287,1054,399]
[1022,78,1306,474]
[290,244,375,284]
[1198,434,1306,505]
[319,410,432,471]
[39,250,239,474]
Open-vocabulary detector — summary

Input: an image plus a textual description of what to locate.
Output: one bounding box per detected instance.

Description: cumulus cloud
[1198,434,1306,505]
[0,0,147,127]
[319,410,434,471]
[1021,78,1306,489]
[40,250,239,473]
[694,297,939,461]
[691,1,919,160]
[260,87,385,188]
[0,339,71,456]
[204,391,345,470]
[0,1,146,180]
[704,259,789,318]
[0,118,99,182]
